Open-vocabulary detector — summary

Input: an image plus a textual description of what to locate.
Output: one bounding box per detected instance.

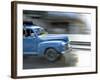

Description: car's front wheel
[44,48,61,62]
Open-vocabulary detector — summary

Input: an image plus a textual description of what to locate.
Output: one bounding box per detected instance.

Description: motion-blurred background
[23,10,91,34]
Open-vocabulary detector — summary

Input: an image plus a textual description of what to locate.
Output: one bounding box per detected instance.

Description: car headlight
[64,42,71,50]
[68,43,71,47]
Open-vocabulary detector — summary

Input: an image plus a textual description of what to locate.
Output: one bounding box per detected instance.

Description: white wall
[0,0,99,80]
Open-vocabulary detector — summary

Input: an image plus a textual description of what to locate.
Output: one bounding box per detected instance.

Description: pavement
[23,49,92,69]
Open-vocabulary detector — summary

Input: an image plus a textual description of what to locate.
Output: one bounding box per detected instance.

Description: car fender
[37,41,66,56]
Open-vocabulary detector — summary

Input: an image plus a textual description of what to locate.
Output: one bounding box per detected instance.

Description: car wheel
[44,48,61,62]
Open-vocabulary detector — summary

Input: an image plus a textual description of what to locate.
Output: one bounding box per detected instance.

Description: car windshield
[36,28,47,36]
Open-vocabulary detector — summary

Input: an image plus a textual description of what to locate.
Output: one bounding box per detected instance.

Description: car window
[23,29,34,37]
[36,28,46,36]
[23,29,25,36]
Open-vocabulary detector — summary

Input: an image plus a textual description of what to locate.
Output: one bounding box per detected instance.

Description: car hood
[40,34,69,42]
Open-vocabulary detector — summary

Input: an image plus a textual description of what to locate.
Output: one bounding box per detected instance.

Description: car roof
[24,26,43,30]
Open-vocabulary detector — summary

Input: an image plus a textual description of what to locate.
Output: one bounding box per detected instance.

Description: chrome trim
[61,47,72,54]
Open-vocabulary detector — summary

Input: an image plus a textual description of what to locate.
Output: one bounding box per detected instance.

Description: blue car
[23,25,72,61]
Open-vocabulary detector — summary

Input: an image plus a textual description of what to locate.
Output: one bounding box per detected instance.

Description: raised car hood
[40,34,69,42]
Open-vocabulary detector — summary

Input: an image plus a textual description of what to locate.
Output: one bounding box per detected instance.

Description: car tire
[44,48,61,62]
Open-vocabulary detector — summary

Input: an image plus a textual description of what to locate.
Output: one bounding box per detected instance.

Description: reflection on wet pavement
[23,49,78,69]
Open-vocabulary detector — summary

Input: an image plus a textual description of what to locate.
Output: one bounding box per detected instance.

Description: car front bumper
[61,47,72,54]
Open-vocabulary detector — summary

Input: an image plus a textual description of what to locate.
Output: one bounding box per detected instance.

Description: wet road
[23,49,91,69]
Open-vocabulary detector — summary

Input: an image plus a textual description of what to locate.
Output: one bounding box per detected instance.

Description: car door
[23,28,37,54]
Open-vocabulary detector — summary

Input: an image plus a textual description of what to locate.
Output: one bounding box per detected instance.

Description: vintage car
[23,25,72,61]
